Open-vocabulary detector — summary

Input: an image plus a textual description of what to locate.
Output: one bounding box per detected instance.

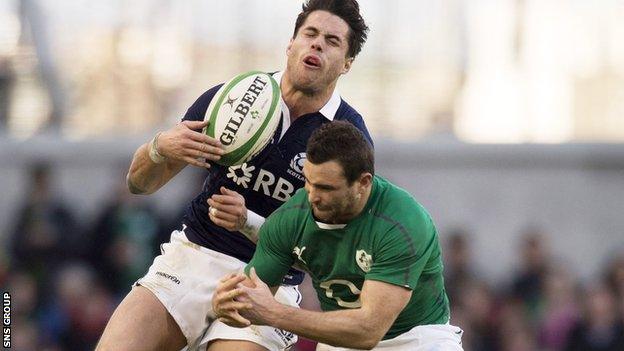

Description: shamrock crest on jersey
[356,249,372,273]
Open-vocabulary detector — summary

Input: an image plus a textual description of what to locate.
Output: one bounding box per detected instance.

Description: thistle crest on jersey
[290,153,306,174]
[356,250,372,273]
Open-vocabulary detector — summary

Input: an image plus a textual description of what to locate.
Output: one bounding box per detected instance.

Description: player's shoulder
[373,176,435,238]
[333,99,373,146]
[375,176,423,210]
[334,99,365,128]
[182,83,225,122]
[334,98,361,121]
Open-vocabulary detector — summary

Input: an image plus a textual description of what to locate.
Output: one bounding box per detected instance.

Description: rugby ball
[203,71,281,166]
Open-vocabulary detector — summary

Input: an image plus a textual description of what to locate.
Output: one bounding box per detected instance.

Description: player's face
[286,10,353,94]
[303,159,362,224]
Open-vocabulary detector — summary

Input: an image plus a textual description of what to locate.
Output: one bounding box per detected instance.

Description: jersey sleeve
[366,206,438,290]
[245,212,295,287]
[181,84,224,122]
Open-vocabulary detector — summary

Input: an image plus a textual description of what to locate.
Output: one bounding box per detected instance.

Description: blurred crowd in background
[1,0,624,142]
[2,161,623,351]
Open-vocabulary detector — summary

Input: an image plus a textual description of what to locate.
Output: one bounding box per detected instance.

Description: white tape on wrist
[239,210,265,243]
[148,132,167,164]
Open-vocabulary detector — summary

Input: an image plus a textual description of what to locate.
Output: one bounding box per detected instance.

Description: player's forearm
[127,143,184,195]
[268,303,383,350]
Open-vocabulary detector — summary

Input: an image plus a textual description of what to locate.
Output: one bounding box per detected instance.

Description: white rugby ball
[203,71,281,166]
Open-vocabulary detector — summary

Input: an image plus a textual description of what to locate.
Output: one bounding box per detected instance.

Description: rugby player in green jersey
[212,121,463,350]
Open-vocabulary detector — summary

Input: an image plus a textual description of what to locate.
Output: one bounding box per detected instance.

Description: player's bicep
[368,213,438,289]
[360,280,412,337]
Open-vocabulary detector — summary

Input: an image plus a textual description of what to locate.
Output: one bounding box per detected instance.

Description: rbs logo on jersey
[226,163,296,202]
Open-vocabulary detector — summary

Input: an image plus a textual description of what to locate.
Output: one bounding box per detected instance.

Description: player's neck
[280,75,336,121]
[352,185,373,218]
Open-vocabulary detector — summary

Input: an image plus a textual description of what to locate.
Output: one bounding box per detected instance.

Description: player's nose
[310,37,323,52]
[307,190,320,204]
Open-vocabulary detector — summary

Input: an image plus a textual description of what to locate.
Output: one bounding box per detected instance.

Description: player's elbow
[126,173,149,195]
[353,322,385,349]
[357,339,380,350]
[327,335,379,350]
[349,335,381,350]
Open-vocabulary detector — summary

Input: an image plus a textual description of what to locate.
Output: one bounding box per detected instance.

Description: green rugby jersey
[246,176,450,340]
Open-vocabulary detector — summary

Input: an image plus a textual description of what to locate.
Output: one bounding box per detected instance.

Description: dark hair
[307,121,374,183]
[293,0,369,58]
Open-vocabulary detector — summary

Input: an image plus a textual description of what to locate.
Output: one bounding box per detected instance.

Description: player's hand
[236,268,280,326]
[207,187,248,231]
[158,120,224,168]
[212,273,252,328]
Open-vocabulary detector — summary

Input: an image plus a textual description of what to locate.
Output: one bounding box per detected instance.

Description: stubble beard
[287,57,340,96]
[315,191,359,224]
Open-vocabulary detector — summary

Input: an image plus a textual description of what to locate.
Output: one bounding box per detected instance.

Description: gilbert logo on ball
[203,71,281,166]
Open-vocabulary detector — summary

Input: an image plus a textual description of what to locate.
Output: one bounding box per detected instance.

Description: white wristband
[239,209,265,243]
[148,132,167,164]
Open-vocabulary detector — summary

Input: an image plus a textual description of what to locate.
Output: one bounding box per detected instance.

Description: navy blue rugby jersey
[180,72,373,285]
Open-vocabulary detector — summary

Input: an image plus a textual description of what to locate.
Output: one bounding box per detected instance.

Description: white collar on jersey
[315,221,347,230]
[273,70,341,121]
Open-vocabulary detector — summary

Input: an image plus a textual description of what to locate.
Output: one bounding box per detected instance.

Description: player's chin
[312,208,333,222]
[297,65,324,79]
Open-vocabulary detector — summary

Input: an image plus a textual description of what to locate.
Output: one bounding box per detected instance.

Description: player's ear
[342,57,353,74]
[358,172,373,189]
[286,38,294,56]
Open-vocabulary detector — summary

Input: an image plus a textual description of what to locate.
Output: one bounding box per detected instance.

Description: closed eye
[303,28,318,38]
[326,36,341,47]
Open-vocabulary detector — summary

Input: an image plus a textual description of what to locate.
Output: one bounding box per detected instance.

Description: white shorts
[316,324,463,351]
[136,230,301,351]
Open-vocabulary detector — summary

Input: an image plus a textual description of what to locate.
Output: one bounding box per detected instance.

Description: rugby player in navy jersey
[97,1,372,351]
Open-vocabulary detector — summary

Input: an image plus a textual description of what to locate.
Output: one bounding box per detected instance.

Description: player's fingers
[187,141,223,160]
[220,187,241,196]
[227,311,251,327]
[183,156,211,169]
[217,317,245,328]
[208,199,242,216]
[218,315,250,328]
[218,275,248,292]
[219,300,253,312]
[211,194,244,205]
[190,134,222,148]
[188,132,224,149]
[219,273,237,283]
[209,213,236,231]
[180,119,209,131]
[212,209,239,222]
[215,274,240,297]
[213,289,241,307]
[221,287,244,300]
[185,147,220,162]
